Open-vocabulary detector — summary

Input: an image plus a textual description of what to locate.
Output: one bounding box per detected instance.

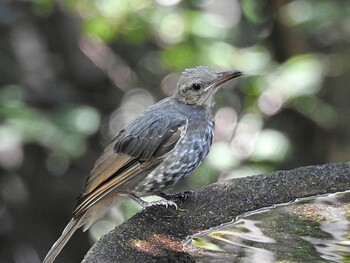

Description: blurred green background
[1,0,349,262]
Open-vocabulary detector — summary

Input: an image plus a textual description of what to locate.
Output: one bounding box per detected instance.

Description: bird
[43,66,242,263]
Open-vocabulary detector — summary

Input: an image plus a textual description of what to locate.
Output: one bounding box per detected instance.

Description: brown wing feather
[84,139,133,192]
[84,154,132,195]
[73,114,187,217]
[74,159,141,216]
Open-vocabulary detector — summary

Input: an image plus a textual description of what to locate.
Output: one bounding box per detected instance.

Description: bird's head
[173,66,242,108]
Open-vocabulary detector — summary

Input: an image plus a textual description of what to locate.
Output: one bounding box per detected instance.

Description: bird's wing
[73,114,187,217]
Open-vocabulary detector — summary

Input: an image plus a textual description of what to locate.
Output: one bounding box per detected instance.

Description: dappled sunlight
[202,0,241,29]
[214,107,238,142]
[129,234,183,255]
[232,46,272,75]
[156,0,181,7]
[280,0,313,26]
[251,129,290,162]
[0,125,23,170]
[266,55,325,99]
[258,89,284,116]
[1,0,350,262]
[230,113,263,160]
[207,142,238,171]
[292,96,338,129]
[157,14,185,45]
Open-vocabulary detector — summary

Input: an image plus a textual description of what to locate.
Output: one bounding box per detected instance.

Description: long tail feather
[43,216,84,263]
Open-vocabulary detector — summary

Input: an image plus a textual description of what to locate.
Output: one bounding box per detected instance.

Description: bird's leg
[128,194,178,209]
[159,190,196,200]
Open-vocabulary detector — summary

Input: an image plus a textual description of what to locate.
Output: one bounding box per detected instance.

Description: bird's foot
[128,194,178,209]
[143,199,178,209]
[160,190,196,200]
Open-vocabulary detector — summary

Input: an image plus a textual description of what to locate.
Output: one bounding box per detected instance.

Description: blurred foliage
[1,0,350,262]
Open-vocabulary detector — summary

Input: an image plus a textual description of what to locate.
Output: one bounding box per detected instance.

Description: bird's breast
[133,113,214,196]
[163,116,215,183]
[174,116,214,171]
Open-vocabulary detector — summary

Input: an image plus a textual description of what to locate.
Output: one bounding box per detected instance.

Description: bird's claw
[128,194,178,209]
[143,199,178,210]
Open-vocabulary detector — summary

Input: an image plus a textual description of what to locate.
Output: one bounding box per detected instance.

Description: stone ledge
[83,162,350,263]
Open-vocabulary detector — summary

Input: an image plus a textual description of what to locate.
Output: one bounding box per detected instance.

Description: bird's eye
[191,83,202,91]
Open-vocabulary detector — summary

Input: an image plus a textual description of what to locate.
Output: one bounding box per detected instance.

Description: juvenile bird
[43,66,242,263]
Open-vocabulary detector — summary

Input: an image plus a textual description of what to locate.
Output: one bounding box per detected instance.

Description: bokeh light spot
[207,142,238,170]
[251,129,290,162]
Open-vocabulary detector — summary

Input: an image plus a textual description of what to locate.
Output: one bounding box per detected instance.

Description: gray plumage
[43,66,242,263]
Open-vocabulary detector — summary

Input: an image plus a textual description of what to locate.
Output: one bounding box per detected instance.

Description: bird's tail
[43,215,84,263]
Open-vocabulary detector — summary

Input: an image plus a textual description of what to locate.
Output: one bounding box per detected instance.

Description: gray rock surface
[83,162,350,263]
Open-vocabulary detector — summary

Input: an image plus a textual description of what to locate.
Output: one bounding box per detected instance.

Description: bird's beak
[205,70,242,92]
[215,70,243,87]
